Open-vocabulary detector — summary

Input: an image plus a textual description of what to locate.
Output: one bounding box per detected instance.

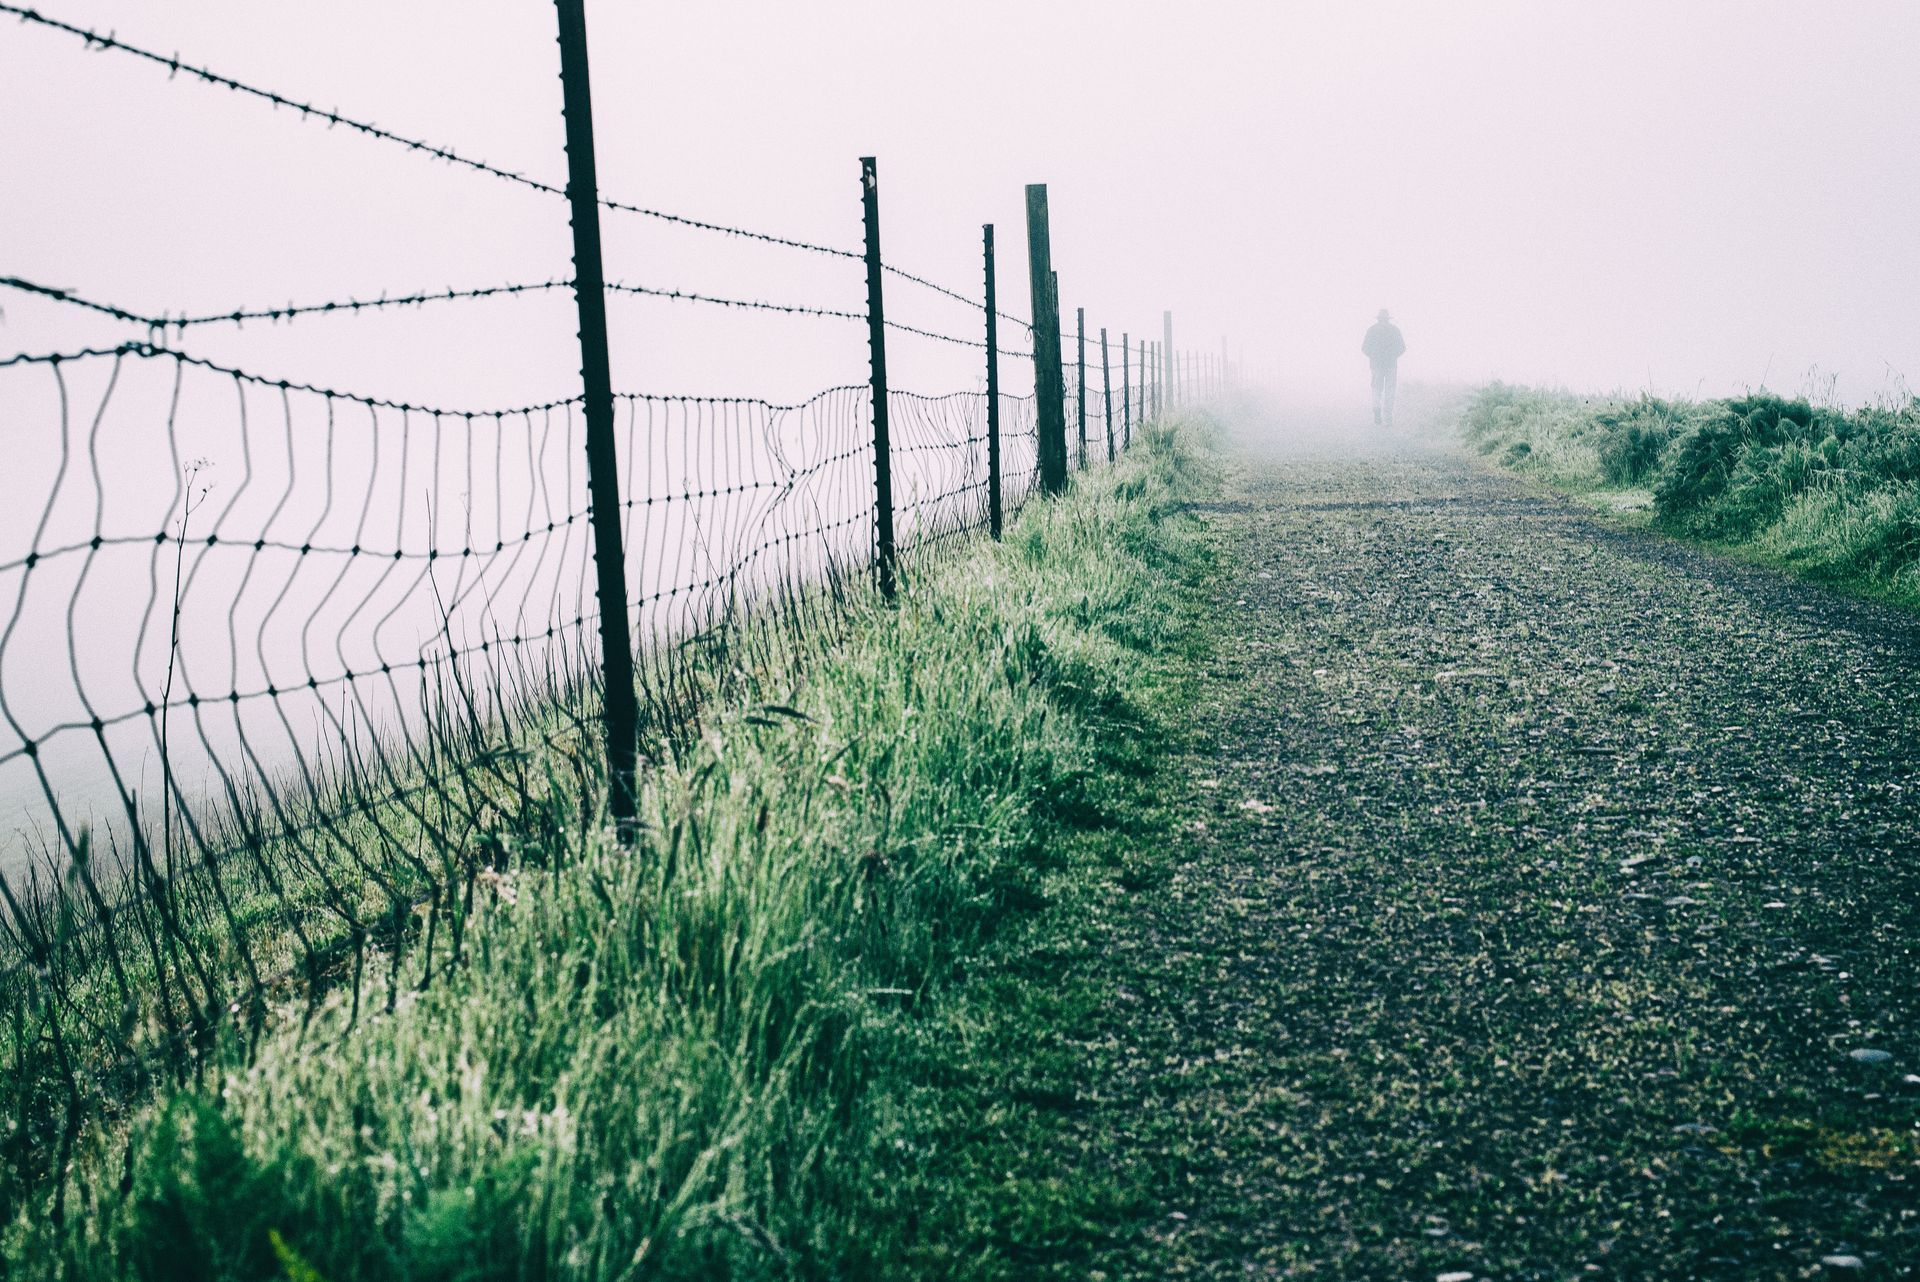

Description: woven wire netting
[0,1,1171,1206]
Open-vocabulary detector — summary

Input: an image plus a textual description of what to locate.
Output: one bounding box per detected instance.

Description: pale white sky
[5,0,1918,406]
[4,1,1919,853]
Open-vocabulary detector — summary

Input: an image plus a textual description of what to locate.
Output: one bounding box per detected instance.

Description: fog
[3,1,1917,863]
[7,1,1918,405]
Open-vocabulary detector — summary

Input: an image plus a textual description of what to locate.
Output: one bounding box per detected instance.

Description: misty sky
[5,0,1919,408]
[5,0,1920,863]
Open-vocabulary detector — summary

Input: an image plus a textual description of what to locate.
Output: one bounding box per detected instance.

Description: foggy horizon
[5,0,1917,408]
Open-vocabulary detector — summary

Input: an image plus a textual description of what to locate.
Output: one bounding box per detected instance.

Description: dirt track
[1071,423,1920,1279]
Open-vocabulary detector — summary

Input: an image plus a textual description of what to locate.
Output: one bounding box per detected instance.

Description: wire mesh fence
[0,0,1216,1207]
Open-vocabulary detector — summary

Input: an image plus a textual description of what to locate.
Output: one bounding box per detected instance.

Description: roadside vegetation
[1459,384,1920,608]
[4,422,1219,1280]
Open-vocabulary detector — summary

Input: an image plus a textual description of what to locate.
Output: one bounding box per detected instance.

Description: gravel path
[1071,428,1920,1279]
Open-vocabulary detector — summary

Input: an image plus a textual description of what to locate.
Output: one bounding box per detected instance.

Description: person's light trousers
[1371,363,1398,424]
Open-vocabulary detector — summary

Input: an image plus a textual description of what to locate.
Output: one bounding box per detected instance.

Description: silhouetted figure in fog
[1361,309,1405,426]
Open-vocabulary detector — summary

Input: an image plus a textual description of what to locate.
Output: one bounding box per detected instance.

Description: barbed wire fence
[0,0,1232,1211]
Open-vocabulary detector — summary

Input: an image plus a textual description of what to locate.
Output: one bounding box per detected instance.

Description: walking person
[1361,308,1405,426]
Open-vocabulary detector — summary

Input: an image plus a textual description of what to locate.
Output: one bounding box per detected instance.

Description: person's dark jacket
[1362,321,1405,368]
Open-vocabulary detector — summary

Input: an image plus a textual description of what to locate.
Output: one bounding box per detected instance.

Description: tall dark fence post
[1025,185,1068,494]
[1138,336,1147,442]
[554,0,639,835]
[860,156,896,599]
[1053,271,1064,462]
[1121,331,1132,450]
[1128,339,1144,429]
[1162,312,1175,413]
[1075,307,1087,470]
[1147,341,1157,420]
[1100,327,1114,463]
[983,223,1003,539]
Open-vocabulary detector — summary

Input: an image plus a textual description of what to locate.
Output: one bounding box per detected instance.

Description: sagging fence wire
[0,0,1209,1211]
[1,0,1028,329]
[0,2,860,266]
[1,276,1035,360]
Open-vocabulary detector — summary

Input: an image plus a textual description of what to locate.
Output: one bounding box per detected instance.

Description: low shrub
[1593,398,1686,486]
[1458,385,1920,609]
[1654,394,1822,537]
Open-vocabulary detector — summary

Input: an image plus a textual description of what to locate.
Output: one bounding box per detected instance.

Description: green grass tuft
[1459,383,1920,608]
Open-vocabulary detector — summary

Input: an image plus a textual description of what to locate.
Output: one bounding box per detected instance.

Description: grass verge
[6,421,1220,1280]
[1457,383,1920,609]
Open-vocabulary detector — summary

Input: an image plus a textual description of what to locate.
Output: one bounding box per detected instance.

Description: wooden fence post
[1025,186,1068,494]
[860,156,896,599]
[983,223,1002,539]
[1121,331,1131,450]
[1054,271,1065,465]
[1100,327,1114,462]
[1141,340,1150,430]
[1162,312,1175,413]
[1075,307,1087,470]
[1150,341,1158,419]
[553,0,639,836]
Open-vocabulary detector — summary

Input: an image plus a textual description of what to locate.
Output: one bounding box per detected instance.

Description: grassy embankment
[1458,384,1920,609]
[7,421,1221,1279]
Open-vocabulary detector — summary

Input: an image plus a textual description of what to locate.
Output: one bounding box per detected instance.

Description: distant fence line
[0,0,1234,1199]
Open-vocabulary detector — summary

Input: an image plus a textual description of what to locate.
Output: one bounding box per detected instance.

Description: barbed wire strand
[1,8,1051,316]
[0,342,580,417]
[3,276,1032,357]
[0,3,857,261]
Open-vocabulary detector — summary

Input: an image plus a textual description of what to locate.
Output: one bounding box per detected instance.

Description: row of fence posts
[552,0,1229,832]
